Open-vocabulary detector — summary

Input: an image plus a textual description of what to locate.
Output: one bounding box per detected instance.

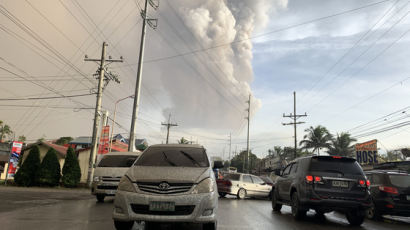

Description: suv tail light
[314,176,323,184]
[306,175,314,183]
[366,180,370,187]
[379,186,398,195]
[358,179,370,188]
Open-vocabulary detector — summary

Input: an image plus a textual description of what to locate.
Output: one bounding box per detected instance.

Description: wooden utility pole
[161,114,178,144]
[283,91,307,160]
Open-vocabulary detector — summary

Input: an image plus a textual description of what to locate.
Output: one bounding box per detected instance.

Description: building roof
[23,141,68,157]
[69,136,92,145]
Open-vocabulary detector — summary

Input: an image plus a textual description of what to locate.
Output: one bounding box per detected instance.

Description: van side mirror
[213,161,224,169]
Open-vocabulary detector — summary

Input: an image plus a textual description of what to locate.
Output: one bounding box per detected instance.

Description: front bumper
[91,181,119,196]
[113,190,218,223]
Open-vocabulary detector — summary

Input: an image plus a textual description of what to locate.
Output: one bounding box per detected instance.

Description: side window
[372,174,383,184]
[242,175,252,183]
[251,176,264,184]
[282,164,292,176]
[290,163,298,175]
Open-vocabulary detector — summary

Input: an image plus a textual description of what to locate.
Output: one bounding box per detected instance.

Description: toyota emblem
[158,182,170,190]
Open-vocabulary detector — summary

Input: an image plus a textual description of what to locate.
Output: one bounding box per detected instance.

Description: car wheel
[291,192,305,220]
[219,192,227,198]
[366,202,382,220]
[271,190,282,212]
[237,188,246,199]
[113,220,134,230]
[203,221,217,230]
[346,209,365,226]
[96,194,105,203]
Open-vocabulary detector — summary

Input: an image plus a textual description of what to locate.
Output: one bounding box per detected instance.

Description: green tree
[178,137,189,144]
[0,120,12,142]
[37,148,61,186]
[18,135,26,143]
[14,145,41,186]
[62,147,82,187]
[230,150,259,173]
[55,136,73,145]
[327,132,357,157]
[300,125,333,155]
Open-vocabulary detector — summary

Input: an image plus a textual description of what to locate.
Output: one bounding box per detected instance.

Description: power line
[0,92,96,101]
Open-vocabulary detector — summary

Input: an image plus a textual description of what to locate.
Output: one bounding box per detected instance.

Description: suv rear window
[309,157,363,175]
[98,155,138,167]
[135,147,209,167]
[389,175,410,188]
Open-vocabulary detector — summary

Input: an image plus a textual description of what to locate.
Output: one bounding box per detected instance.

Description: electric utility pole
[161,114,178,144]
[246,94,251,173]
[85,42,122,187]
[282,91,307,160]
[229,133,232,160]
[129,0,159,151]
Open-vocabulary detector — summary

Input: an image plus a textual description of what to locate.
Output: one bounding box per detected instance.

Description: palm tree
[299,125,332,155]
[178,137,189,144]
[327,132,357,157]
[0,120,12,142]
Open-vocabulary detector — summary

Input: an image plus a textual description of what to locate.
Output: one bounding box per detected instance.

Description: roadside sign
[6,141,23,179]
[355,139,378,164]
[98,126,110,154]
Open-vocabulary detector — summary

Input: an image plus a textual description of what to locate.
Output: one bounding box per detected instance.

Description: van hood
[94,167,130,178]
[127,166,210,183]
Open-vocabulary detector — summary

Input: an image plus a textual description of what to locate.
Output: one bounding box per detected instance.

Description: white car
[112,144,220,230]
[217,173,272,199]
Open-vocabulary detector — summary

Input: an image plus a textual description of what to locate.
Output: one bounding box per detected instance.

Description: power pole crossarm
[282,91,307,160]
[161,114,178,144]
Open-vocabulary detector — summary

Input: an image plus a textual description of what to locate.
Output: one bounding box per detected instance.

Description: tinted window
[290,163,298,175]
[225,174,240,181]
[98,155,138,167]
[135,147,209,167]
[282,164,292,176]
[251,176,264,184]
[242,175,252,183]
[309,158,363,175]
[371,174,384,184]
[389,175,410,188]
[260,176,273,184]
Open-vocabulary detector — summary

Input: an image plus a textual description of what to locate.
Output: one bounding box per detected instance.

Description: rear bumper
[300,198,371,211]
[375,200,410,217]
[217,186,239,196]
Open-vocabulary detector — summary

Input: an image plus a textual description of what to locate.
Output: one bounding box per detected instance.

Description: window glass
[309,158,363,175]
[251,176,264,184]
[225,174,240,181]
[389,175,410,187]
[98,155,138,167]
[282,164,292,176]
[135,147,209,167]
[242,175,253,183]
[290,163,298,175]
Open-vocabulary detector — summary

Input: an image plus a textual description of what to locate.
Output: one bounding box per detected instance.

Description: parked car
[365,170,410,219]
[216,173,272,199]
[271,156,371,226]
[112,144,220,230]
[91,151,141,202]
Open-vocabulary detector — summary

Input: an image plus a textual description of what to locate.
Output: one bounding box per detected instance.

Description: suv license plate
[149,201,175,212]
[106,190,116,195]
[407,195,410,201]
[332,180,348,188]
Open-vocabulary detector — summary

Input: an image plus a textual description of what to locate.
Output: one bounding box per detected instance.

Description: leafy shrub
[62,147,81,187]
[37,148,61,186]
[14,145,41,186]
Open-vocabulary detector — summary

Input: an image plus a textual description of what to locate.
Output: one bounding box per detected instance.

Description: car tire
[237,188,246,199]
[366,202,382,220]
[203,221,217,230]
[271,190,282,212]
[113,220,134,230]
[291,192,305,220]
[346,209,365,226]
[96,194,105,203]
[219,192,227,198]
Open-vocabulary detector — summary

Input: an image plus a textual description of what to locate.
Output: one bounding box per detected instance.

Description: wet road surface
[0,187,409,230]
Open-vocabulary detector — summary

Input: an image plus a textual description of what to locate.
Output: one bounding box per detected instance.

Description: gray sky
[1,0,409,158]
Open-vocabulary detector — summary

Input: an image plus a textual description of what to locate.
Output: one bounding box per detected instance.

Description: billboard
[7,141,23,178]
[355,139,378,164]
[98,126,110,154]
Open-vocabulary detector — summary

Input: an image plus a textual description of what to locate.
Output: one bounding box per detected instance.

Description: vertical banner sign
[98,126,110,154]
[355,139,378,164]
[7,141,23,178]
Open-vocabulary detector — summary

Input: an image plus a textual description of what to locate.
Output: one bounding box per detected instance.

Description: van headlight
[192,178,214,194]
[93,176,100,182]
[118,176,135,192]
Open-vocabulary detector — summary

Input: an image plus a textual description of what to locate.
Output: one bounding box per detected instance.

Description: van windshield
[135,147,209,167]
[98,155,138,167]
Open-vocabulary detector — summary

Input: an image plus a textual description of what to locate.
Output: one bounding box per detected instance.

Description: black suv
[271,156,371,226]
[365,170,410,219]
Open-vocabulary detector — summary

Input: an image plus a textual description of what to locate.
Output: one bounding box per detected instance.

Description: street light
[109,95,134,152]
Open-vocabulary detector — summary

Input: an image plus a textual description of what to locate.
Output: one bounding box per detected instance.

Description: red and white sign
[98,126,110,154]
[7,141,23,178]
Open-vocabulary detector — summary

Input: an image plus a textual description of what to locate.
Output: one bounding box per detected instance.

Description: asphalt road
[0,187,409,230]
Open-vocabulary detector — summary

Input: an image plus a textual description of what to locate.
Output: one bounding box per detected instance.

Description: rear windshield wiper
[180,151,200,167]
[162,151,177,166]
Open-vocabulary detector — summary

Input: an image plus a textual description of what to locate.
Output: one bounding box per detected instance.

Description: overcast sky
[1,0,410,159]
